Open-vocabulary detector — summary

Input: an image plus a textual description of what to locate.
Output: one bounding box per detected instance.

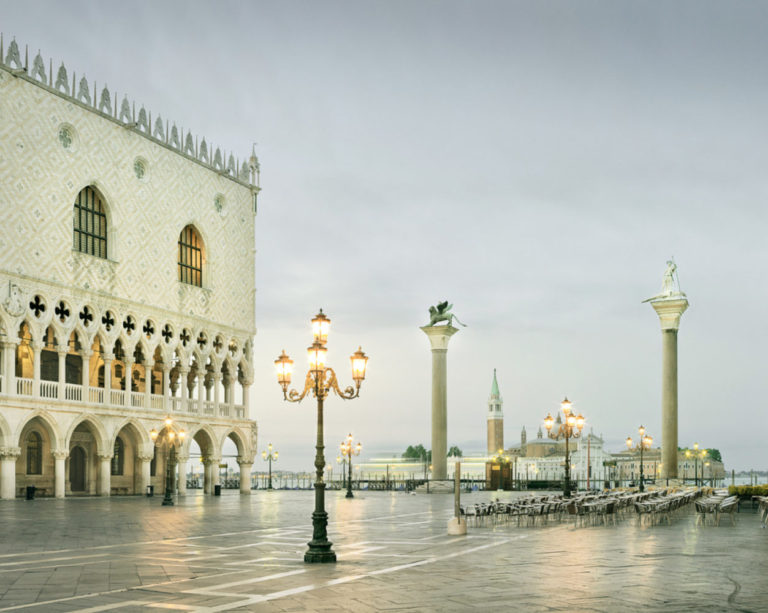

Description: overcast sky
[2,1,767,471]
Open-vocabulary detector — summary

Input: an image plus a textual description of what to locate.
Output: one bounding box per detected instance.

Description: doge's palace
[0,37,260,498]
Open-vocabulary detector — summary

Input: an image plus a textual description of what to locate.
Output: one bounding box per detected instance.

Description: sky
[2,1,767,472]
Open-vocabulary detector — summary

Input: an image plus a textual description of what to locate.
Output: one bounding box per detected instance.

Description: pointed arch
[219,427,249,459]
[14,409,63,451]
[110,417,151,450]
[64,413,109,456]
[183,424,217,458]
[73,185,110,259]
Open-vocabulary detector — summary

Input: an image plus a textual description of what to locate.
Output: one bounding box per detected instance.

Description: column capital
[137,454,154,462]
[81,348,93,359]
[52,449,69,460]
[56,346,69,356]
[420,325,459,351]
[649,297,689,331]
[237,457,255,466]
[0,446,21,458]
[0,339,19,349]
[176,454,190,463]
[31,340,45,352]
[97,454,114,462]
[103,353,115,362]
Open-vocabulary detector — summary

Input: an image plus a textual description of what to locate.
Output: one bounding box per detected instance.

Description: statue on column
[644,259,686,302]
[426,301,467,327]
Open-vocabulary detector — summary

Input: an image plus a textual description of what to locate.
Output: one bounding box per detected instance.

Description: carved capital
[56,346,69,356]
[52,450,69,460]
[0,446,21,459]
[97,454,114,462]
[103,353,115,363]
[137,454,154,462]
[176,455,190,463]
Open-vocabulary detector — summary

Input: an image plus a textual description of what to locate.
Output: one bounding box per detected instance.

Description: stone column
[143,362,152,408]
[242,380,252,419]
[0,447,21,499]
[138,454,152,495]
[197,368,205,413]
[53,450,68,498]
[213,373,222,413]
[649,297,689,480]
[103,353,114,403]
[163,365,172,411]
[179,368,190,412]
[32,341,43,397]
[124,359,134,407]
[420,325,459,481]
[238,458,252,494]
[57,347,67,400]
[98,454,112,496]
[81,349,92,402]
[2,340,18,396]
[202,457,212,494]
[177,455,188,494]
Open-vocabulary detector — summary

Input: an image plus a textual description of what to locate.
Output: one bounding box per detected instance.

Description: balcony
[1,376,248,420]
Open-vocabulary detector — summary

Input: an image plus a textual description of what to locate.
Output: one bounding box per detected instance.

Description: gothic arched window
[26,431,42,475]
[111,437,124,476]
[73,186,108,258]
[178,225,204,287]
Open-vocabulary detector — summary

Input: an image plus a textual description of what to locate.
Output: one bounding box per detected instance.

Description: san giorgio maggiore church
[0,38,260,498]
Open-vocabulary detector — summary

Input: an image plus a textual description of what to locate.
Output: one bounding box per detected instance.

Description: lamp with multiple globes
[274,310,368,564]
[262,443,278,490]
[685,442,708,486]
[340,434,362,498]
[150,417,186,506]
[543,397,585,497]
[625,425,653,492]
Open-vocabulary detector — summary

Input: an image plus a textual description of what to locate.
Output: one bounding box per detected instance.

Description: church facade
[0,39,260,498]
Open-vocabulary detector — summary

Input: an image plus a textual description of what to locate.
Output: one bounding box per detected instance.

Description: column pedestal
[138,454,152,495]
[420,325,459,481]
[98,455,112,496]
[53,450,68,498]
[177,456,188,494]
[0,448,20,499]
[649,296,688,480]
[238,460,253,494]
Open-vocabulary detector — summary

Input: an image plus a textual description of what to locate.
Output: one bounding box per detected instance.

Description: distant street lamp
[274,309,368,564]
[150,417,186,506]
[544,397,585,497]
[262,443,278,490]
[685,442,708,487]
[336,455,345,489]
[340,434,362,498]
[625,426,653,493]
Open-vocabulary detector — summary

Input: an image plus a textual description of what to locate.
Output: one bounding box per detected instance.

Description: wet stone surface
[0,490,765,612]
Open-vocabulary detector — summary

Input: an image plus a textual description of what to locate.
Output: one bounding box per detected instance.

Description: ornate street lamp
[340,434,362,498]
[543,397,585,498]
[275,309,368,564]
[625,425,653,492]
[262,443,278,490]
[150,417,186,506]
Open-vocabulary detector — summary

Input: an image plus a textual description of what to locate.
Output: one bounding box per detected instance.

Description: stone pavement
[0,490,765,612]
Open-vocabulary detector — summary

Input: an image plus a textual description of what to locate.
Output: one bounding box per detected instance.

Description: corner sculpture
[427,301,467,327]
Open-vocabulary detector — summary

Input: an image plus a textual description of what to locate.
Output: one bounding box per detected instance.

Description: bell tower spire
[486,369,504,454]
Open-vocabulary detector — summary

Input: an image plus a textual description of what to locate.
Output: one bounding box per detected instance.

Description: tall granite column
[420,325,459,481]
[649,297,688,479]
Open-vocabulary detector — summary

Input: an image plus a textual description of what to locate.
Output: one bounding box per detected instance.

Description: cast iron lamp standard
[262,443,278,490]
[625,426,653,493]
[274,309,368,564]
[544,397,585,498]
[150,417,186,506]
[340,434,362,498]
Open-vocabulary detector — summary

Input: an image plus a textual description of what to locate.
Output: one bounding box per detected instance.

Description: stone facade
[0,42,259,498]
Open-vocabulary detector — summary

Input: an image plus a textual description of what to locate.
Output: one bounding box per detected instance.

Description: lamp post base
[305,510,336,563]
[345,490,354,499]
[161,497,174,506]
